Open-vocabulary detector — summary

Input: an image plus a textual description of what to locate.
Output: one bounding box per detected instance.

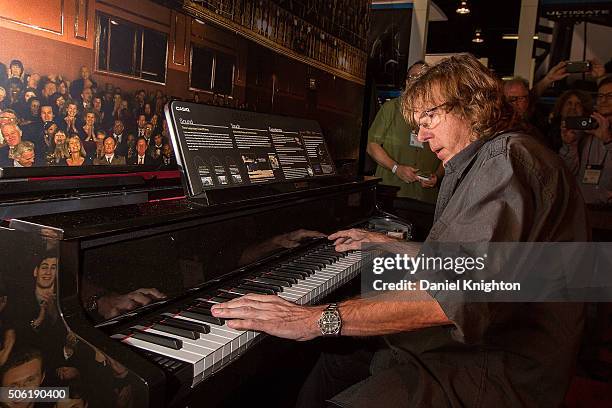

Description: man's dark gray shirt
[334,132,589,407]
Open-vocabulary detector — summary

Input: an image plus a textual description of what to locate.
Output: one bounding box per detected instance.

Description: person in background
[52,93,67,118]
[0,347,47,408]
[42,121,59,159]
[548,90,594,153]
[12,141,36,167]
[129,137,154,165]
[559,76,612,204]
[0,123,23,166]
[161,143,176,167]
[7,59,24,83]
[6,79,23,108]
[367,61,443,205]
[93,136,125,165]
[65,135,88,167]
[70,66,96,100]
[48,130,69,166]
[503,76,549,145]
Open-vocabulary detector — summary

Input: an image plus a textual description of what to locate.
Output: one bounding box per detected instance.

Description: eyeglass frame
[414,102,453,129]
[596,92,612,102]
[507,94,529,103]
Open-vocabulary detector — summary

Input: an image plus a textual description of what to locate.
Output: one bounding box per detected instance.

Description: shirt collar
[443,138,487,175]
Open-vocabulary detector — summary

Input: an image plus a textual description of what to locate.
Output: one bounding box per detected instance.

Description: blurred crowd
[502,59,612,205]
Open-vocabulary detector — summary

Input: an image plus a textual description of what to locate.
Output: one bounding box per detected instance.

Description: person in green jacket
[367,61,443,204]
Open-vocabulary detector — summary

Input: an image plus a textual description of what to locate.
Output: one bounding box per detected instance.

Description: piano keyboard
[111,242,369,386]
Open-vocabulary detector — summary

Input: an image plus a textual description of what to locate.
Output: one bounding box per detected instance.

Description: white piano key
[115,335,206,375]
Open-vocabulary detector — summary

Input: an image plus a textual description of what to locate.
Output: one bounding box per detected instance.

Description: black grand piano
[0,104,411,407]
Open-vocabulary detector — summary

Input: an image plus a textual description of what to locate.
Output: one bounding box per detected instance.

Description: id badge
[409,131,423,148]
[582,165,603,185]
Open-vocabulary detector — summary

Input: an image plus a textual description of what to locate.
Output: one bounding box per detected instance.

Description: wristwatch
[318,303,342,336]
[391,163,399,174]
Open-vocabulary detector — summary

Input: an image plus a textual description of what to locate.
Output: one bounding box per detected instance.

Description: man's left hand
[211,294,324,341]
[587,112,611,144]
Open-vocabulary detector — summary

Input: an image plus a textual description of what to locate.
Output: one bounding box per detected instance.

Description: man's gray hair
[14,141,35,158]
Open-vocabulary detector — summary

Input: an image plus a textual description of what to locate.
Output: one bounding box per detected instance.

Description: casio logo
[176,106,191,112]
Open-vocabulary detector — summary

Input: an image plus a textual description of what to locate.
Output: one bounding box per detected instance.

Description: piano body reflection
[1,157,411,406]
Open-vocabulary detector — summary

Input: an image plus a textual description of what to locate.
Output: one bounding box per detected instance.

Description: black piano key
[263,270,305,284]
[131,330,183,350]
[252,275,294,286]
[152,323,199,340]
[208,296,232,303]
[316,249,344,258]
[272,268,309,278]
[297,259,326,268]
[190,300,214,309]
[161,317,210,334]
[277,266,313,276]
[216,291,242,300]
[289,261,320,270]
[188,305,214,315]
[236,284,276,295]
[179,310,225,326]
[309,254,337,263]
[262,272,299,283]
[220,287,250,296]
[241,279,284,292]
[303,255,333,264]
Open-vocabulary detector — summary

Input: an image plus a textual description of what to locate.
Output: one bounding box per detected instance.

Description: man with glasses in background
[213,54,588,407]
[366,61,443,205]
[560,76,612,204]
[503,76,549,147]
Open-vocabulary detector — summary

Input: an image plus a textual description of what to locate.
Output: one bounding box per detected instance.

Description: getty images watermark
[360,242,612,302]
[371,252,520,293]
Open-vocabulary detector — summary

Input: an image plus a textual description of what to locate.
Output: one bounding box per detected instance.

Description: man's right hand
[396,165,419,183]
[545,61,569,83]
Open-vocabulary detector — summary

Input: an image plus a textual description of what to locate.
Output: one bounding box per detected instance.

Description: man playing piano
[212,54,588,407]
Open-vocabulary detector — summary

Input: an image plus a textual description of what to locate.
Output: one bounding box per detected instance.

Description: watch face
[319,310,341,335]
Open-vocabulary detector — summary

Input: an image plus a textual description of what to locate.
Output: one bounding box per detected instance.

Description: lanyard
[586,136,609,167]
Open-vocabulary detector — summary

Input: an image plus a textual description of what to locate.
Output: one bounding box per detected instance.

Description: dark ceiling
[426,0,522,76]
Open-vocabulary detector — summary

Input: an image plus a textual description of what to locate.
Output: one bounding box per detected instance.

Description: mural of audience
[0,61,190,170]
[0,59,253,170]
[0,248,138,408]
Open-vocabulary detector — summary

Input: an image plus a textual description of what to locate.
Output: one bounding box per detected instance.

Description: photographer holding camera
[560,76,612,204]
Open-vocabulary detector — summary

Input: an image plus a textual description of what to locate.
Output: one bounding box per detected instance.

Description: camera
[565,61,592,74]
[564,116,599,130]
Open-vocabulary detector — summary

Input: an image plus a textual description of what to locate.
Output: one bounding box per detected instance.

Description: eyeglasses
[597,92,612,102]
[507,95,529,103]
[415,102,451,129]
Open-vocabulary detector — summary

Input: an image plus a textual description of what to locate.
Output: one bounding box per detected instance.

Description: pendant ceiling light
[472,29,484,43]
[456,1,470,15]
